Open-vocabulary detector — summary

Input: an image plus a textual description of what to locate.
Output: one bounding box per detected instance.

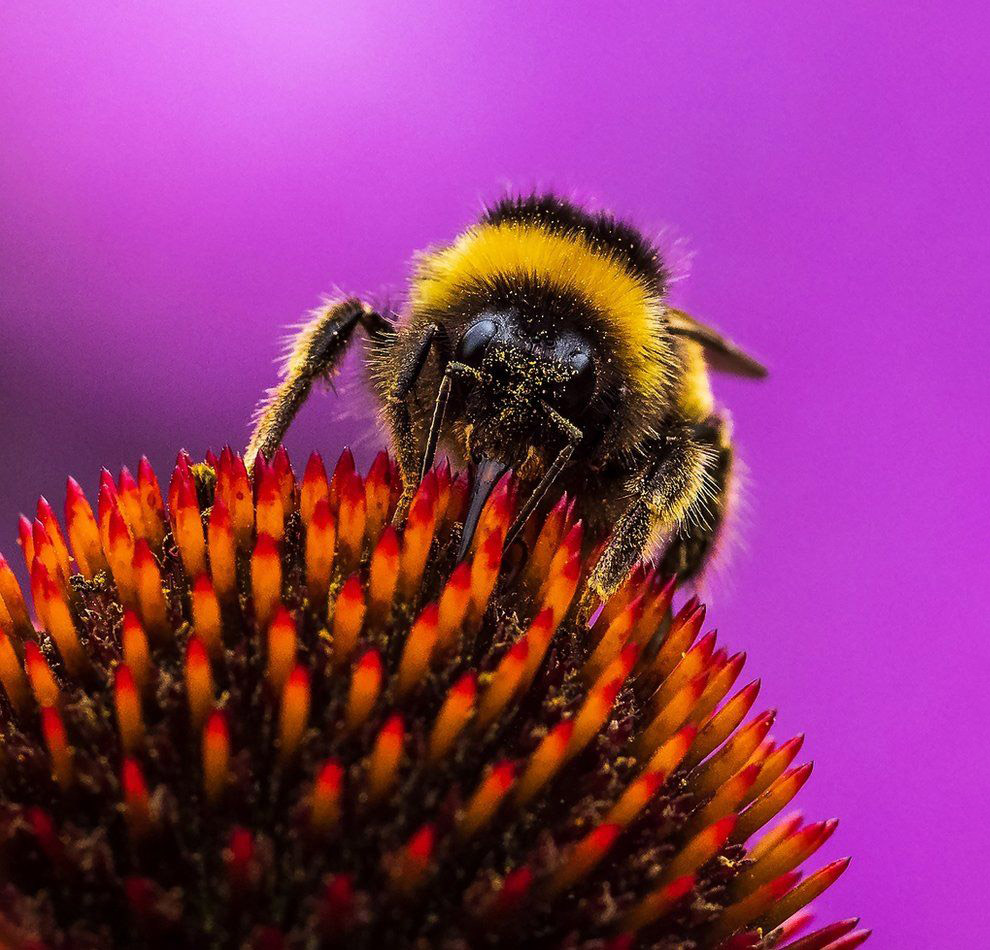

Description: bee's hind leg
[246,299,393,470]
[580,426,714,616]
[658,415,734,582]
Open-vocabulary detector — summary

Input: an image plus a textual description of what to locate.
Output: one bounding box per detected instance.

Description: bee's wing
[666,308,768,379]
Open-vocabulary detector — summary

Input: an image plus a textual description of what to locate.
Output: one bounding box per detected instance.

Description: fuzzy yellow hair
[410,220,673,399]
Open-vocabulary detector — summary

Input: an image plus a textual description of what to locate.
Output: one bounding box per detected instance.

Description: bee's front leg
[384,323,450,523]
[581,428,713,614]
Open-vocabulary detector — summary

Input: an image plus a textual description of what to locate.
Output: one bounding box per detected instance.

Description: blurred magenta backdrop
[2,4,987,945]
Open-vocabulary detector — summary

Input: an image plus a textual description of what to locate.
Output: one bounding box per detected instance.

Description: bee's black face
[453,310,598,450]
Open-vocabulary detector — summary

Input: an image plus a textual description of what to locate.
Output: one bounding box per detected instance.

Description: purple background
[2,4,987,945]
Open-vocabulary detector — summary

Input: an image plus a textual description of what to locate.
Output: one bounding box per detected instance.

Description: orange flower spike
[132,539,169,637]
[41,705,73,790]
[114,664,144,753]
[398,472,438,597]
[476,638,529,731]
[271,445,296,514]
[184,635,214,731]
[35,498,71,580]
[713,870,803,940]
[428,672,476,762]
[278,665,311,762]
[635,673,709,759]
[364,450,391,547]
[337,472,366,572]
[17,514,36,575]
[686,679,762,766]
[469,528,503,619]
[227,454,255,550]
[736,819,838,894]
[0,593,13,641]
[330,574,365,668]
[191,574,223,658]
[650,630,717,712]
[32,520,64,590]
[366,713,405,805]
[24,641,60,707]
[692,650,746,727]
[519,607,557,688]
[122,757,153,840]
[645,725,698,777]
[137,456,167,548]
[116,468,144,540]
[367,525,400,624]
[694,710,777,797]
[444,471,468,525]
[389,823,435,896]
[328,447,356,511]
[567,675,626,761]
[743,734,806,807]
[304,500,336,607]
[747,811,804,862]
[37,566,86,677]
[29,559,52,633]
[547,823,621,897]
[663,814,737,885]
[121,610,152,694]
[251,533,282,630]
[300,451,329,527]
[525,492,568,590]
[174,476,208,577]
[755,858,851,934]
[783,920,867,950]
[582,593,644,682]
[630,573,677,648]
[266,605,297,693]
[0,551,32,636]
[606,770,666,827]
[538,520,583,608]
[458,761,516,838]
[687,763,762,836]
[0,631,30,714]
[202,709,230,805]
[310,760,344,834]
[436,561,471,651]
[397,602,440,697]
[64,477,105,578]
[473,475,512,553]
[345,648,383,733]
[623,874,696,932]
[255,459,285,543]
[433,459,452,531]
[167,452,191,528]
[206,494,236,603]
[650,599,706,681]
[734,763,815,843]
[514,720,574,806]
[590,563,647,644]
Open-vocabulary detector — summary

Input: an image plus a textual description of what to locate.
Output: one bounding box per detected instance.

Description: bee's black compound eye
[556,349,596,416]
[455,318,498,366]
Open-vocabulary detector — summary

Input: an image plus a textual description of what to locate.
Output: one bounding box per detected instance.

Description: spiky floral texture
[0,447,867,949]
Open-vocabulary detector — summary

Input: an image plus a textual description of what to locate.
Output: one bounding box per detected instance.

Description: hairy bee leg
[581,429,713,612]
[246,298,393,470]
[384,323,451,522]
[659,414,734,581]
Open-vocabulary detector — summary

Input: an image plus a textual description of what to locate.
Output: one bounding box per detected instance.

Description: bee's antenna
[419,372,452,482]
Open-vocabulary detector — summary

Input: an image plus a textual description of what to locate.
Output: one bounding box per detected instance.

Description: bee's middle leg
[582,429,712,612]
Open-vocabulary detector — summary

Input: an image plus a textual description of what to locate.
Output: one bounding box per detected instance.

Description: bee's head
[450,309,598,468]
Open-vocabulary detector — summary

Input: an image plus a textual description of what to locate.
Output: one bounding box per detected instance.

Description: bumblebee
[247,195,766,603]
